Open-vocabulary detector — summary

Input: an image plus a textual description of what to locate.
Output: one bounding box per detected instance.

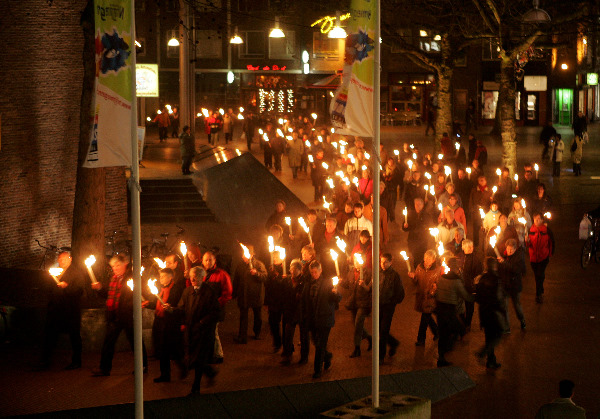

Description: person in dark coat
[402,197,434,269]
[539,122,556,161]
[172,266,220,394]
[516,164,539,209]
[281,259,304,365]
[572,110,587,137]
[242,112,255,150]
[409,250,439,346]
[379,253,405,361]
[271,129,285,172]
[475,257,505,370]
[530,183,553,218]
[165,253,186,287]
[36,251,84,370]
[309,261,342,379]
[298,245,318,364]
[498,239,527,332]
[265,200,289,233]
[457,239,482,330]
[469,175,493,247]
[314,217,346,280]
[179,125,195,175]
[265,250,285,352]
[147,268,186,382]
[311,149,328,203]
[91,254,148,376]
[342,255,372,358]
[233,246,267,343]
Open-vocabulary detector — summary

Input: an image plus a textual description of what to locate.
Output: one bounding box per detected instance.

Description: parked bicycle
[581,213,600,269]
[35,239,71,270]
[143,225,186,261]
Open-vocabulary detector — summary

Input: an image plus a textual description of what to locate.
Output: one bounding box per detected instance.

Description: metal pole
[371,0,381,409]
[130,1,144,418]
[179,0,190,130]
[189,9,196,137]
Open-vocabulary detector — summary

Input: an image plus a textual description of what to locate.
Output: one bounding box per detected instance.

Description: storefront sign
[483,81,499,91]
[246,65,287,71]
[587,73,598,85]
[136,63,159,97]
[524,76,547,92]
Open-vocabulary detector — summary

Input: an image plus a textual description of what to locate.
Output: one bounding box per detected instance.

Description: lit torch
[330,249,340,277]
[180,242,188,271]
[354,253,364,281]
[544,212,552,220]
[48,267,63,284]
[285,216,292,235]
[489,235,501,258]
[336,236,347,253]
[298,217,312,244]
[84,255,98,284]
[496,168,502,184]
[240,243,253,269]
[268,236,274,266]
[479,207,486,219]
[466,167,472,179]
[332,276,339,287]
[403,207,407,224]
[276,246,287,275]
[429,227,439,242]
[154,257,166,269]
[437,241,445,256]
[534,163,539,179]
[400,250,411,272]
[147,279,165,305]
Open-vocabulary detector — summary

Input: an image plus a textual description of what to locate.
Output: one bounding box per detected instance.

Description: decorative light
[302,50,309,64]
[269,17,285,38]
[168,35,180,47]
[419,30,428,37]
[230,27,243,44]
[311,13,351,34]
[561,63,568,70]
[227,71,235,84]
[434,34,441,41]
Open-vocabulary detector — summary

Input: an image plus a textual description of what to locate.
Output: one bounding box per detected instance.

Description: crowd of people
[37,111,577,398]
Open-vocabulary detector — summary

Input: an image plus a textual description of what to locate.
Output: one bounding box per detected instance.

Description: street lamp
[328,11,346,39]
[230,26,243,44]
[522,0,551,23]
[561,63,568,70]
[269,17,285,38]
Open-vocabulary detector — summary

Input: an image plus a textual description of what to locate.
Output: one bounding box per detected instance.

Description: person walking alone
[179,125,195,175]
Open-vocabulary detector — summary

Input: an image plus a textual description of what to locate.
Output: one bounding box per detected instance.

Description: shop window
[258,88,294,113]
[482,39,501,60]
[482,91,498,119]
[419,30,440,52]
[239,0,268,11]
[515,92,521,120]
[240,31,266,58]
[269,31,295,59]
[196,30,222,59]
[312,32,340,60]
[391,85,422,113]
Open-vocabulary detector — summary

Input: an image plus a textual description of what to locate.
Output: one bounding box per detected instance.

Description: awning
[307,74,342,89]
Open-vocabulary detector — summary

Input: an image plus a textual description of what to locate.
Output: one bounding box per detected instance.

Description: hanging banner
[84,0,133,167]
[330,0,376,138]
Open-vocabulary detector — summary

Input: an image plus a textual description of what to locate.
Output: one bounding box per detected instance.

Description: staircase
[135,178,216,223]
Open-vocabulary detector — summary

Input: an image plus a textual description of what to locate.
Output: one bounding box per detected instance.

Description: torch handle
[87,266,98,284]
[405,260,412,273]
[493,247,501,258]
[335,260,340,278]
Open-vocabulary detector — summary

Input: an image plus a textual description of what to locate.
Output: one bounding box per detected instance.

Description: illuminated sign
[587,73,598,85]
[311,13,350,34]
[136,64,159,97]
[246,65,287,71]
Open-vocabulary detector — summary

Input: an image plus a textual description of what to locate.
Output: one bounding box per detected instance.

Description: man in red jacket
[527,213,555,303]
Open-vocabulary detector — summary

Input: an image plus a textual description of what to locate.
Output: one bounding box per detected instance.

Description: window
[195,30,222,59]
[483,39,501,60]
[482,91,498,119]
[239,0,268,11]
[167,30,179,58]
[269,31,294,59]
[418,30,440,52]
[312,32,340,60]
[240,31,266,58]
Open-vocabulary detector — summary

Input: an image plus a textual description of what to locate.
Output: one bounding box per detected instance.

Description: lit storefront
[240,72,297,115]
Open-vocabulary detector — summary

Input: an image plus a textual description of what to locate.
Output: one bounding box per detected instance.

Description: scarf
[478,184,487,193]
[106,274,125,312]
[156,281,174,318]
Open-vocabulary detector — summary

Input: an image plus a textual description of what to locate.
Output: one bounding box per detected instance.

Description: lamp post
[179,0,195,136]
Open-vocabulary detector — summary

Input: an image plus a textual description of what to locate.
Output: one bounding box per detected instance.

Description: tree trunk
[71,2,106,276]
[435,65,453,151]
[498,55,518,174]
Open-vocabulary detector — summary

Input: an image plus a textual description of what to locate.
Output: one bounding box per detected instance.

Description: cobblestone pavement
[1,123,599,418]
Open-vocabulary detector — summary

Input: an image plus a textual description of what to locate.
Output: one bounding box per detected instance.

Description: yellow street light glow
[168,36,180,47]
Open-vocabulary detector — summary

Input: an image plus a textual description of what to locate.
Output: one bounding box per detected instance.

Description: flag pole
[129,0,144,417]
[371,0,381,409]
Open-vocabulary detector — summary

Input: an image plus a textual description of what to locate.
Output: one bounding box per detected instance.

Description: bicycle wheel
[581,238,593,269]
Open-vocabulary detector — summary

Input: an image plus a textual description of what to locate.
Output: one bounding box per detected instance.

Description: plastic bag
[579,216,592,240]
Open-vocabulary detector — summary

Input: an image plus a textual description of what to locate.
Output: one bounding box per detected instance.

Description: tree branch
[471,0,496,33]
[485,0,502,27]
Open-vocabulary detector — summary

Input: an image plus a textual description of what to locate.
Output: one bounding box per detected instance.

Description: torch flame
[84,255,96,268]
[521,199,526,209]
[534,163,539,171]
[394,150,399,156]
[239,243,251,259]
[127,279,134,291]
[479,208,486,219]
[518,217,527,225]
[400,251,409,261]
[49,267,63,277]
[424,172,431,180]
[407,160,413,170]
[277,128,284,137]
[180,242,187,257]
[148,278,159,295]
[298,217,309,233]
[201,108,209,118]
[544,212,552,219]
[311,113,318,120]
[444,166,451,176]
[403,207,407,216]
[154,258,166,269]
[332,276,339,286]
[438,154,444,160]
[441,261,450,274]
[496,168,502,176]
[285,217,291,226]
[514,174,519,181]
[429,227,439,237]
[437,241,444,256]
[268,236,274,253]
[326,178,334,189]
[354,253,364,265]
[322,162,329,170]
[489,235,497,248]
[492,186,498,194]
[336,237,347,252]
[329,249,338,260]
[495,226,501,235]
[455,142,460,150]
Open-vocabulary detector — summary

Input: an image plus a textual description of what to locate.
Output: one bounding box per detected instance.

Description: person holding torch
[91,254,148,376]
[36,251,84,371]
[147,268,186,383]
[378,253,405,362]
[341,253,372,359]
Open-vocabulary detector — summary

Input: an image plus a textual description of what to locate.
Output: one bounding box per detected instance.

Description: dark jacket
[265,264,285,312]
[412,262,439,313]
[179,132,195,157]
[460,252,483,294]
[233,258,267,308]
[343,268,372,311]
[475,271,505,332]
[149,280,185,358]
[499,247,526,293]
[175,284,220,367]
[46,265,84,329]
[379,267,405,306]
[311,276,342,329]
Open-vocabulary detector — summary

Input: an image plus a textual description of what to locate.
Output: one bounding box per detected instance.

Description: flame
[514,174,519,181]
[444,166,451,176]
[354,253,364,265]
[361,165,367,171]
[489,235,497,248]
[276,246,286,259]
[394,150,399,156]
[455,143,460,150]
[407,160,413,169]
[329,249,338,260]
[495,226,501,235]
[496,168,502,176]
[429,227,439,237]
[298,217,309,233]
[437,241,444,256]
[311,113,318,120]
[322,162,329,170]
[544,212,552,219]
[288,127,293,133]
[326,178,334,189]
[430,188,435,196]
[521,199,526,209]
[285,216,291,226]
[332,142,338,149]
[438,203,443,212]
[148,278,159,295]
[424,172,431,179]
[308,155,314,163]
[479,208,486,219]
[332,276,339,286]
[331,127,335,133]
[336,237,346,252]
[237,113,244,120]
[348,154,355,164]
[49,267,63,277]
[127,279,134,290]
[352,177,359,187]
[400,250,409,261]
[84,255,96,267]
[277,128,284,137]
[335,170,344,178]
[364,152,370,160]
[424,185,429,191]
[402,207,407,216]
[323,198,330,210]
[201,108,209,118]
[219,108,224,115]
[236,149,242,156]
[278,118,284,125]
[239,243,251,259]
[438,154,444,160]
[492,186,498,194]
[441,261,450,274]
[268,236,274,253]
[412,153,417,160]
[466,167,472,174]
[239,107,244,112]
[318,136,323,142]
[179,242,187,257]
[518,217,527,225]
[154,258,166,269]
[263,133,269,142]
[258,128,264,135]
[534,163,539,171]
[305,140,311,148]
[409,144,414,149]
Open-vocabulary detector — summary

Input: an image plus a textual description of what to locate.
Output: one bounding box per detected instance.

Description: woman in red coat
[527,213,555,303]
